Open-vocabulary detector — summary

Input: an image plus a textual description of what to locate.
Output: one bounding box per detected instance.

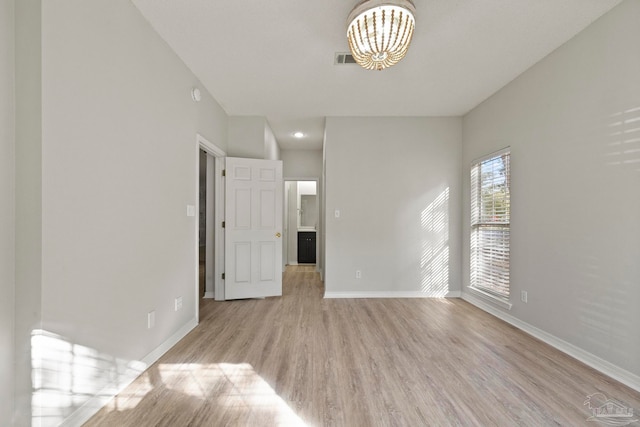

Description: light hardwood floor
[85,265,640,426]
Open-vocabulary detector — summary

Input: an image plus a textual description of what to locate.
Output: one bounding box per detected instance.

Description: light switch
[186,205,195,217]
[334,209,341,218]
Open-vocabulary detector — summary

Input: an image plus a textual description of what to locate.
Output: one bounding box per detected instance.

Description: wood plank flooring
[85,265,640,426]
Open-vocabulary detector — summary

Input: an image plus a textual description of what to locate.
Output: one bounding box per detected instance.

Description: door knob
[276,232,281,238]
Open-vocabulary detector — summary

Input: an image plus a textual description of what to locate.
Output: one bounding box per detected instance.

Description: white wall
[297,181,316,196]
[462,0,640,379]
[11,0,230,424]
[0,0,15,423]
[281,149,322,178]
[324,117,462,296]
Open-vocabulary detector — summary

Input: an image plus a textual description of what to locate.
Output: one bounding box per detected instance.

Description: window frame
[469,147,512,309]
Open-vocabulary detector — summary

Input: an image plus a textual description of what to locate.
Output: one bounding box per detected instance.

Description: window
[470,149,510,300]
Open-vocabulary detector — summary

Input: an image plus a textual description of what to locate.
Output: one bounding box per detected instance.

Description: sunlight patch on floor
[156,362,308,426]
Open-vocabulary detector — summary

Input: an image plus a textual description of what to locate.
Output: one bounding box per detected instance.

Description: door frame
[283,177,320,271]
[195,134,226,323]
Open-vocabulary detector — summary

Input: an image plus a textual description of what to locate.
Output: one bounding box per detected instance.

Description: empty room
[2,0,639,426]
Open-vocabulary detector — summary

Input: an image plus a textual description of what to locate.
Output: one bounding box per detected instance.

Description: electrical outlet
[521,291,528,303]
[356,270,362,279]
[175,296,183,311]
[147,311,156,329]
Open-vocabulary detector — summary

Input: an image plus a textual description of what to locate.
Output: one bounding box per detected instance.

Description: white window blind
[470,150,510,299]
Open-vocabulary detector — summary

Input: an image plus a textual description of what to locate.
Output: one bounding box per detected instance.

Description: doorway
[195,134,225,322]
[284,180,318,266]
[198,149,208,300]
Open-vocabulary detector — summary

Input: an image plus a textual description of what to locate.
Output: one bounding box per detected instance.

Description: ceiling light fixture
[293,132,304,138]
[347,0,416,71]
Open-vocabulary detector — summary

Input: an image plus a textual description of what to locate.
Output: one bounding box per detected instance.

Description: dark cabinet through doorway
[298,232,316,264]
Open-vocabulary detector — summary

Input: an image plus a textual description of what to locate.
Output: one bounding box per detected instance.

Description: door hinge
[222,169,226,177]
[222,221,225,228]
[222,273,225,280]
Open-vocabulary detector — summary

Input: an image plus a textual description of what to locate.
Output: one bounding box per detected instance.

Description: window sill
[466,287,513,310]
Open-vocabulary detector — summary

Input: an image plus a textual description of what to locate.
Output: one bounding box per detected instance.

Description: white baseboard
[324,290,461,299]
[61,318,199,427]
[203,291,214,299]
[461,292,640,393]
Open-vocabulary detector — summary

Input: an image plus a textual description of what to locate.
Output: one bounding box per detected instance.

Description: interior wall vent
[334,52,357,65]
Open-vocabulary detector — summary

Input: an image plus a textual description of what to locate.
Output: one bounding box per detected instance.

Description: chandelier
[347,0,416,71]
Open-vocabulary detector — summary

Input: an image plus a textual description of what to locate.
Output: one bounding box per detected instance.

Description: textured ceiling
[132,0,623,150]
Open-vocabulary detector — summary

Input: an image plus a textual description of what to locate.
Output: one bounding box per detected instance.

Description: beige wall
[462,0,640,379]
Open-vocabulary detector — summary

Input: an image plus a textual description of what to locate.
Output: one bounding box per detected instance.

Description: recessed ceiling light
[293,132,304,138]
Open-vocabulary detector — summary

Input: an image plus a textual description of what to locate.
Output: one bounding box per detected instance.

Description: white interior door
[225,157,283,299]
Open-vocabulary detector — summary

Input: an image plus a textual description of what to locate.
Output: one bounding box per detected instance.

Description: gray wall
[14,0,43,424]
[0,0,15,423]
[228,116,281,160]
[264,122,280,161]
[228,116,263,158]
[462,0,640,378]
[14,0,229,424]
[324,117,462,296]
[281,149,323,178]
[5,0,637,423]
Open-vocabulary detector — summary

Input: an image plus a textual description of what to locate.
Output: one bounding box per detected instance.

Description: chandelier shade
[347,0,416,71]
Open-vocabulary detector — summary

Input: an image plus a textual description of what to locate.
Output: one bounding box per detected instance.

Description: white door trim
[195,134,226,324]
